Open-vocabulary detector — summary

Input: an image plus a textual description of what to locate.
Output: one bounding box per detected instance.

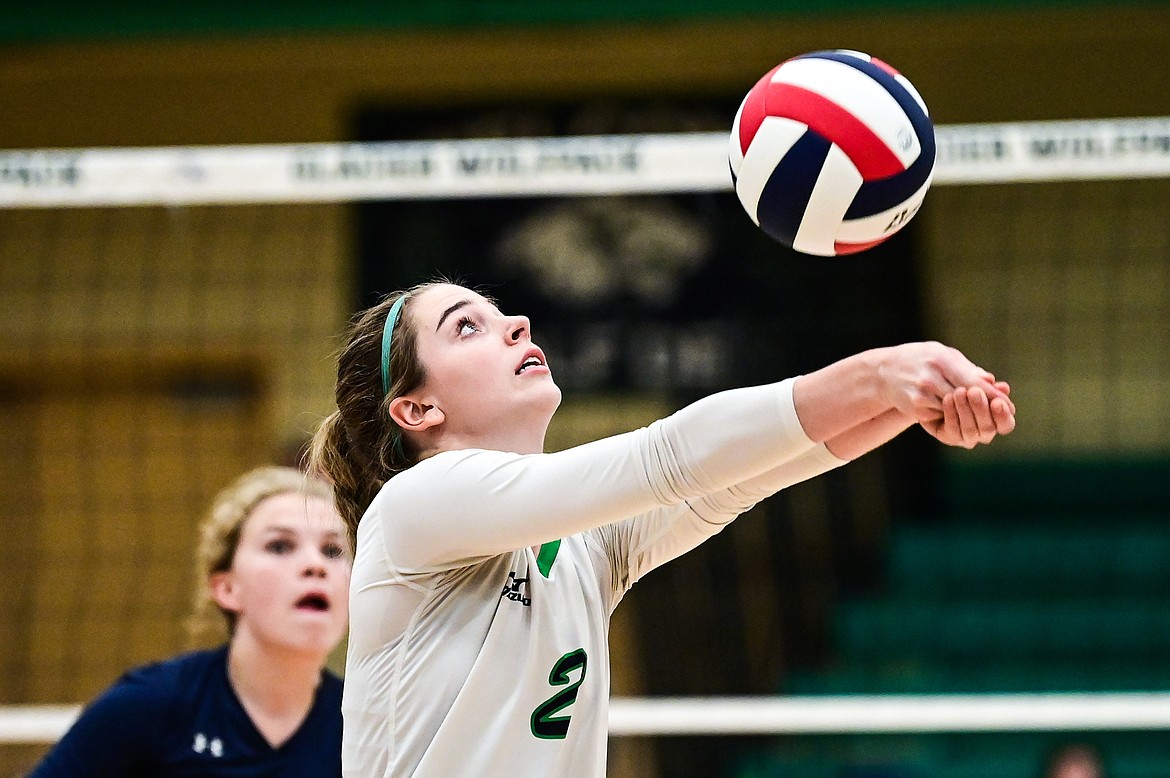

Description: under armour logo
[193,733,224,757]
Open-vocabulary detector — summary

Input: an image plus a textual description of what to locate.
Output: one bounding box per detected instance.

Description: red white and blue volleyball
[729,50,935,256]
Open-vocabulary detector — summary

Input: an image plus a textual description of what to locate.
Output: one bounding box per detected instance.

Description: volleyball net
[3,116,1169,207]
[2,115,1169,777]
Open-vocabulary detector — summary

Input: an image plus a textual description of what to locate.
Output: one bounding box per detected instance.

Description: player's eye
[322,542,347,560]
[456,316,479,337]
[265,538,294,555]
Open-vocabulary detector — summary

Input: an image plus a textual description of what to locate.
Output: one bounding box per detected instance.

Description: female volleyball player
[28,466,351,777]
[310,281,1016,778]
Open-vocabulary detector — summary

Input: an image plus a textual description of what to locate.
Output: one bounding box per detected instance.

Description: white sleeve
[595,442,848,590]
[690,442,849,521]
[375,378,815,571]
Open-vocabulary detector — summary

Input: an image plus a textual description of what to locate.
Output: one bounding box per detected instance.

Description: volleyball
[729,49,935,256]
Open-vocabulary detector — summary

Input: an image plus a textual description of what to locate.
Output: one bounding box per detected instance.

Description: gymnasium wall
[3,5,1169,151]
[3,3,1167,448]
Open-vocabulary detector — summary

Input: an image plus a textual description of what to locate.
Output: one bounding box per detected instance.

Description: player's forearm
[691,408,909,520]
[823,407,915,461]
[790,348,894,443]
[692,443,847,519]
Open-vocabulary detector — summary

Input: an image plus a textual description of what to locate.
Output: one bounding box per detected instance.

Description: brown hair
[308,281,444,540]
[188,465,335,645]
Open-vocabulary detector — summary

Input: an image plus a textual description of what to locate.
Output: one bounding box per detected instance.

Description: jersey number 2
[531,648,588,740]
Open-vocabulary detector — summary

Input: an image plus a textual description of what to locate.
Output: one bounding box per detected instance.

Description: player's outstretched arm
[669,352,1017,523]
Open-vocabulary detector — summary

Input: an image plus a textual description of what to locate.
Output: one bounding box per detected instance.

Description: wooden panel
[0,355,268,704]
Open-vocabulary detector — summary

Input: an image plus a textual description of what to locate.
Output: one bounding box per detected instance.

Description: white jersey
[343,378,846,778]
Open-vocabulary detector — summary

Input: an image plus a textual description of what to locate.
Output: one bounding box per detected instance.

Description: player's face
[215,492,351,658]
[409,284,561,451]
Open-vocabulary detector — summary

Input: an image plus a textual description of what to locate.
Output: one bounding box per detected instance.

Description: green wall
[3,0,1158,42]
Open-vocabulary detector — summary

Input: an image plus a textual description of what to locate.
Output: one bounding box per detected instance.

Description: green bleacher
[736,458,1170,778]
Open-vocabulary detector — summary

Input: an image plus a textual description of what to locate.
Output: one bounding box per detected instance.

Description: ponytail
[309,284,438,539]
[307,411,380,542]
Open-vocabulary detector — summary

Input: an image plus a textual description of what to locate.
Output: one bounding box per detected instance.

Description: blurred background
[2,2,1169,776]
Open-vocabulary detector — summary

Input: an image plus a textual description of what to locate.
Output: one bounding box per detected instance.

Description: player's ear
[389,395,445,433]
[209,572,241,615]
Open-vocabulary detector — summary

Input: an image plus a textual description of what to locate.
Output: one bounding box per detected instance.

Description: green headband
[380,294,408,397]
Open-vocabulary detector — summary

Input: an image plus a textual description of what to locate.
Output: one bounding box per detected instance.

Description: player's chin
[523,372,560,396]
[284,626,347,657]
[289,608,346,633]
[541,382,563,412]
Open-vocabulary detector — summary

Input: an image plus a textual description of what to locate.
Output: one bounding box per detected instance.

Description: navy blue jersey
[28,646,342,778]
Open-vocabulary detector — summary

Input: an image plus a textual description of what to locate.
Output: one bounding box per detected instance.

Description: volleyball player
[28,466,351,777]
[309,281,1016,778]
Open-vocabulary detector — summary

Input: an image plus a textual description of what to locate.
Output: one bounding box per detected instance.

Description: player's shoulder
[317,667,344,703]
[116,645,227,703]
[68,647,225,735]
[374,449,526,503]
[400,448,524,479]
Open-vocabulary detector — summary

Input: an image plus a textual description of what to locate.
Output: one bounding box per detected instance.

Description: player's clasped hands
[878,341,1017,449]
[928,383,1016,449]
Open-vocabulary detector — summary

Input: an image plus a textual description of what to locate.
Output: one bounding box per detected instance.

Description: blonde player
[28,467,351,777]
[309,281,1016,778]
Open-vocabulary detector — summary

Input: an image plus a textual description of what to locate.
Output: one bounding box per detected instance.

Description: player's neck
[226,632,321,714]
[427,422,548,456]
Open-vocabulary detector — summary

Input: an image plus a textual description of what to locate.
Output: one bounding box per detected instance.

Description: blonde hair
[187,465,334,645]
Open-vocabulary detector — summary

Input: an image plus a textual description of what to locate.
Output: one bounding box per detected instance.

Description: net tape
[6,693,1170,743]
[1,117,1169,208]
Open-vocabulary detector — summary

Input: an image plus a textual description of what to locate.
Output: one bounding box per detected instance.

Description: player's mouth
[515,348,548,375]
[295,592,331,612]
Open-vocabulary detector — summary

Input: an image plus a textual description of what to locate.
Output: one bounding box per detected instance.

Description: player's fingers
[940,392,971,449]
[952,387,981,448]
[991,397,1017,435]
[966,386,997,444]
[992,380,1016,414]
